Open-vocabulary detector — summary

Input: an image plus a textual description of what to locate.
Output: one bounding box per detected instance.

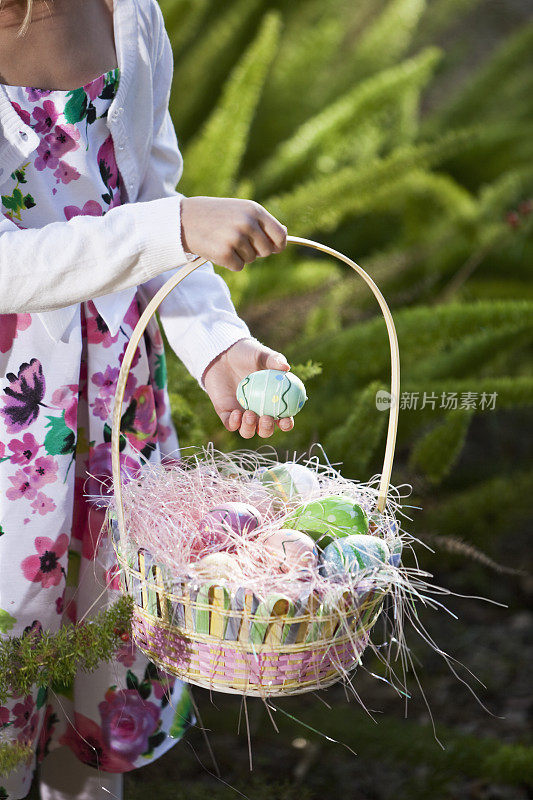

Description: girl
[0,0,293,798]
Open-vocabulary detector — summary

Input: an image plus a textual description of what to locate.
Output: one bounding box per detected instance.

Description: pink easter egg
[262,529,318,576]
[198,502,262,551]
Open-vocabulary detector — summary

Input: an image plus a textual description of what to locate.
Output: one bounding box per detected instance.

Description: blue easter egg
[236,370,307,419]
[320,534,390,578]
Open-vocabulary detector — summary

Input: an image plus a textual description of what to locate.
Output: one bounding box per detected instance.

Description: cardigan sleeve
[136,0,251,389]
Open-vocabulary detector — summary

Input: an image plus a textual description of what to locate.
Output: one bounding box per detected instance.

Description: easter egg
[320,534,390,578]
[262,529,318,576]
[198,502,262,549]
[190,552,243,583]
[236,370,307,419]
[283,495,369,545]
[260,462,319,502]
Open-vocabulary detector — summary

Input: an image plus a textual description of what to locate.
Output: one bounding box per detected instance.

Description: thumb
[263,350,290,371]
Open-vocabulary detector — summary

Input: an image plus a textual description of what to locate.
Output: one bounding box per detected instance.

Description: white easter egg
[262,529,318,575]
[190,552,243,584]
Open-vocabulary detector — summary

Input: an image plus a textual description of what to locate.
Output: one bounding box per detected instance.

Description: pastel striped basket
[110,236,400,697]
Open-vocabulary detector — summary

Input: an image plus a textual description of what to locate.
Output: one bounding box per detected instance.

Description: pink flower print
[98,135,119,190]
[119,341,140,370]
[60,712,136,771]
[157,423,172,444]
[10,101,31,126]
[98,689,159,762]
[6,470,37,501]
[32,99,59,134]
[17,711,39,745]
[86,443,139,497]
[64,199,102,221]
[21,533,68,588]
[0,358,45,432]
[123,298,140,330]
[108,190,122,210]
[116,642,135,668]
[37,704,58,763]
[47,123,80,159]
[31,492,56,516]
[91,396,110,421]
[124,373,138,403]
[0,313,32,353]
[0,706,9,727]
[26,87,52,102]
[65,598,77,624]
[51,384,78,431]
[8,432,40,465]
[34,138,58,171]
[53,160,81,185]
[92,366,119,398]
[84,74,105,102]
[12,695,34,729]
[24,456,58,489]
[131,386,156,440]
[85,303,119,348]
[104,564,121,592]
[56,594,64,614]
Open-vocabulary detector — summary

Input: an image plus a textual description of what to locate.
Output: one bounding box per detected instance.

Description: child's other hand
[180,197,287,271]
[202,338,295,438]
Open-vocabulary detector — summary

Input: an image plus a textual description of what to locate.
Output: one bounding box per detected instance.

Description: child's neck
[0,0,117,90]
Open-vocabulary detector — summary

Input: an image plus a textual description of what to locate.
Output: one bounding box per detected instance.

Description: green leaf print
[154,353,167,390]
[1,193,20,213]
[64,87,88,124]
[44,413,76,456]
[12,168,27,184]
[103,423,126,451]
[0,524,4,537]
[168,689,194,739]
[23,193,36,210]
[36,685,48,709]
[0,610,16,634]
[126,670,139,691]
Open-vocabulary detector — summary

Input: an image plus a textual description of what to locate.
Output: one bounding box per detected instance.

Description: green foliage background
[148,0,533,796]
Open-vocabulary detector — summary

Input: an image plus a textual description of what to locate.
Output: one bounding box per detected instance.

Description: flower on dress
[47,124,80,159]
[53,160,81,185]
[103,564,121,592]
[51,384,78,432]
[6,470,37,501]
[24,456,58,488]
[34,138,59,171]
[92,366,119,398]
[116,642,135,668]
[8,432,40,465]
[97,135,119,190]
[21,533,68,588]
[64,199,102,220]
[85,303,119,348]
[91,396,111,421]
[36,704,58,763]
[129,386,157,446]
[17,711,40,745]
[0,706,9,727]
[123,299,140,330]
[86,444,139,497]
[32,100,59,134]
[84,74,105,102]
[0,358,46,432]
[25,87,52,102]
[10,101,31,126]
[12,695,34,729]
[0,313,31,353]
[98,689,160,762]
[30,492,57,516]
[59,712,136,771]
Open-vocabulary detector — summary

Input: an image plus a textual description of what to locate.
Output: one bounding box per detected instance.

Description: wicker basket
[109,235,400,697]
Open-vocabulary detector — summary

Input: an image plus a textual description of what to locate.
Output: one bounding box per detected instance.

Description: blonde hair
[0,0,35,36]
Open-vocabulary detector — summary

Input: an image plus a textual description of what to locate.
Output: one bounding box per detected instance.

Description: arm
[0,195,190,314]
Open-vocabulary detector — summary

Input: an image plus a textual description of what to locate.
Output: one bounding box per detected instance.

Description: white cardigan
[0,0,250,387]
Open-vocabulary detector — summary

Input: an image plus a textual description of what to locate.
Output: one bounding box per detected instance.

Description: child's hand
[202,338,295,438]
[180,197,287,270]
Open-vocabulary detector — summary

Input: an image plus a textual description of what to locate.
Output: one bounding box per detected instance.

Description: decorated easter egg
[236,370,307,419]
[190,552,243,583]
[260,462,319,502]
[198,502,262,549]
[320,534,390,578]
[262,529,318,575]
[283,495,369,544]
[388,537,403,567]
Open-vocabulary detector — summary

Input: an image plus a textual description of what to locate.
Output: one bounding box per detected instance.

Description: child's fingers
[225,409,242,431]
[257,415,275,438]
[239,409,259,439]
[277,417,294,432]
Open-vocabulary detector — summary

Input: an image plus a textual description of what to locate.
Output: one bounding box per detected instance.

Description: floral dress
[0,70,193,800]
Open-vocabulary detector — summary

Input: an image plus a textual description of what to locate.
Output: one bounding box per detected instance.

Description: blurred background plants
[137,0,532,797]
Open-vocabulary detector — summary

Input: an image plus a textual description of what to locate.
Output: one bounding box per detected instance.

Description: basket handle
[111,235,400,546]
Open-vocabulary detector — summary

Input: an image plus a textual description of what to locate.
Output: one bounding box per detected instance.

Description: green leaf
[44,413,76,456]
[36,685,48,709]
[154,353,167,390]
[138,680,152,700]
[121,400,137,433]
[1,193,20,212]
[64,87,88,123]
[126,670,139,691]
[169,690,194,739]
[0,609,16,634]
[183,11,281,196]
[409,410,474,483]
[23,193,36,209]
